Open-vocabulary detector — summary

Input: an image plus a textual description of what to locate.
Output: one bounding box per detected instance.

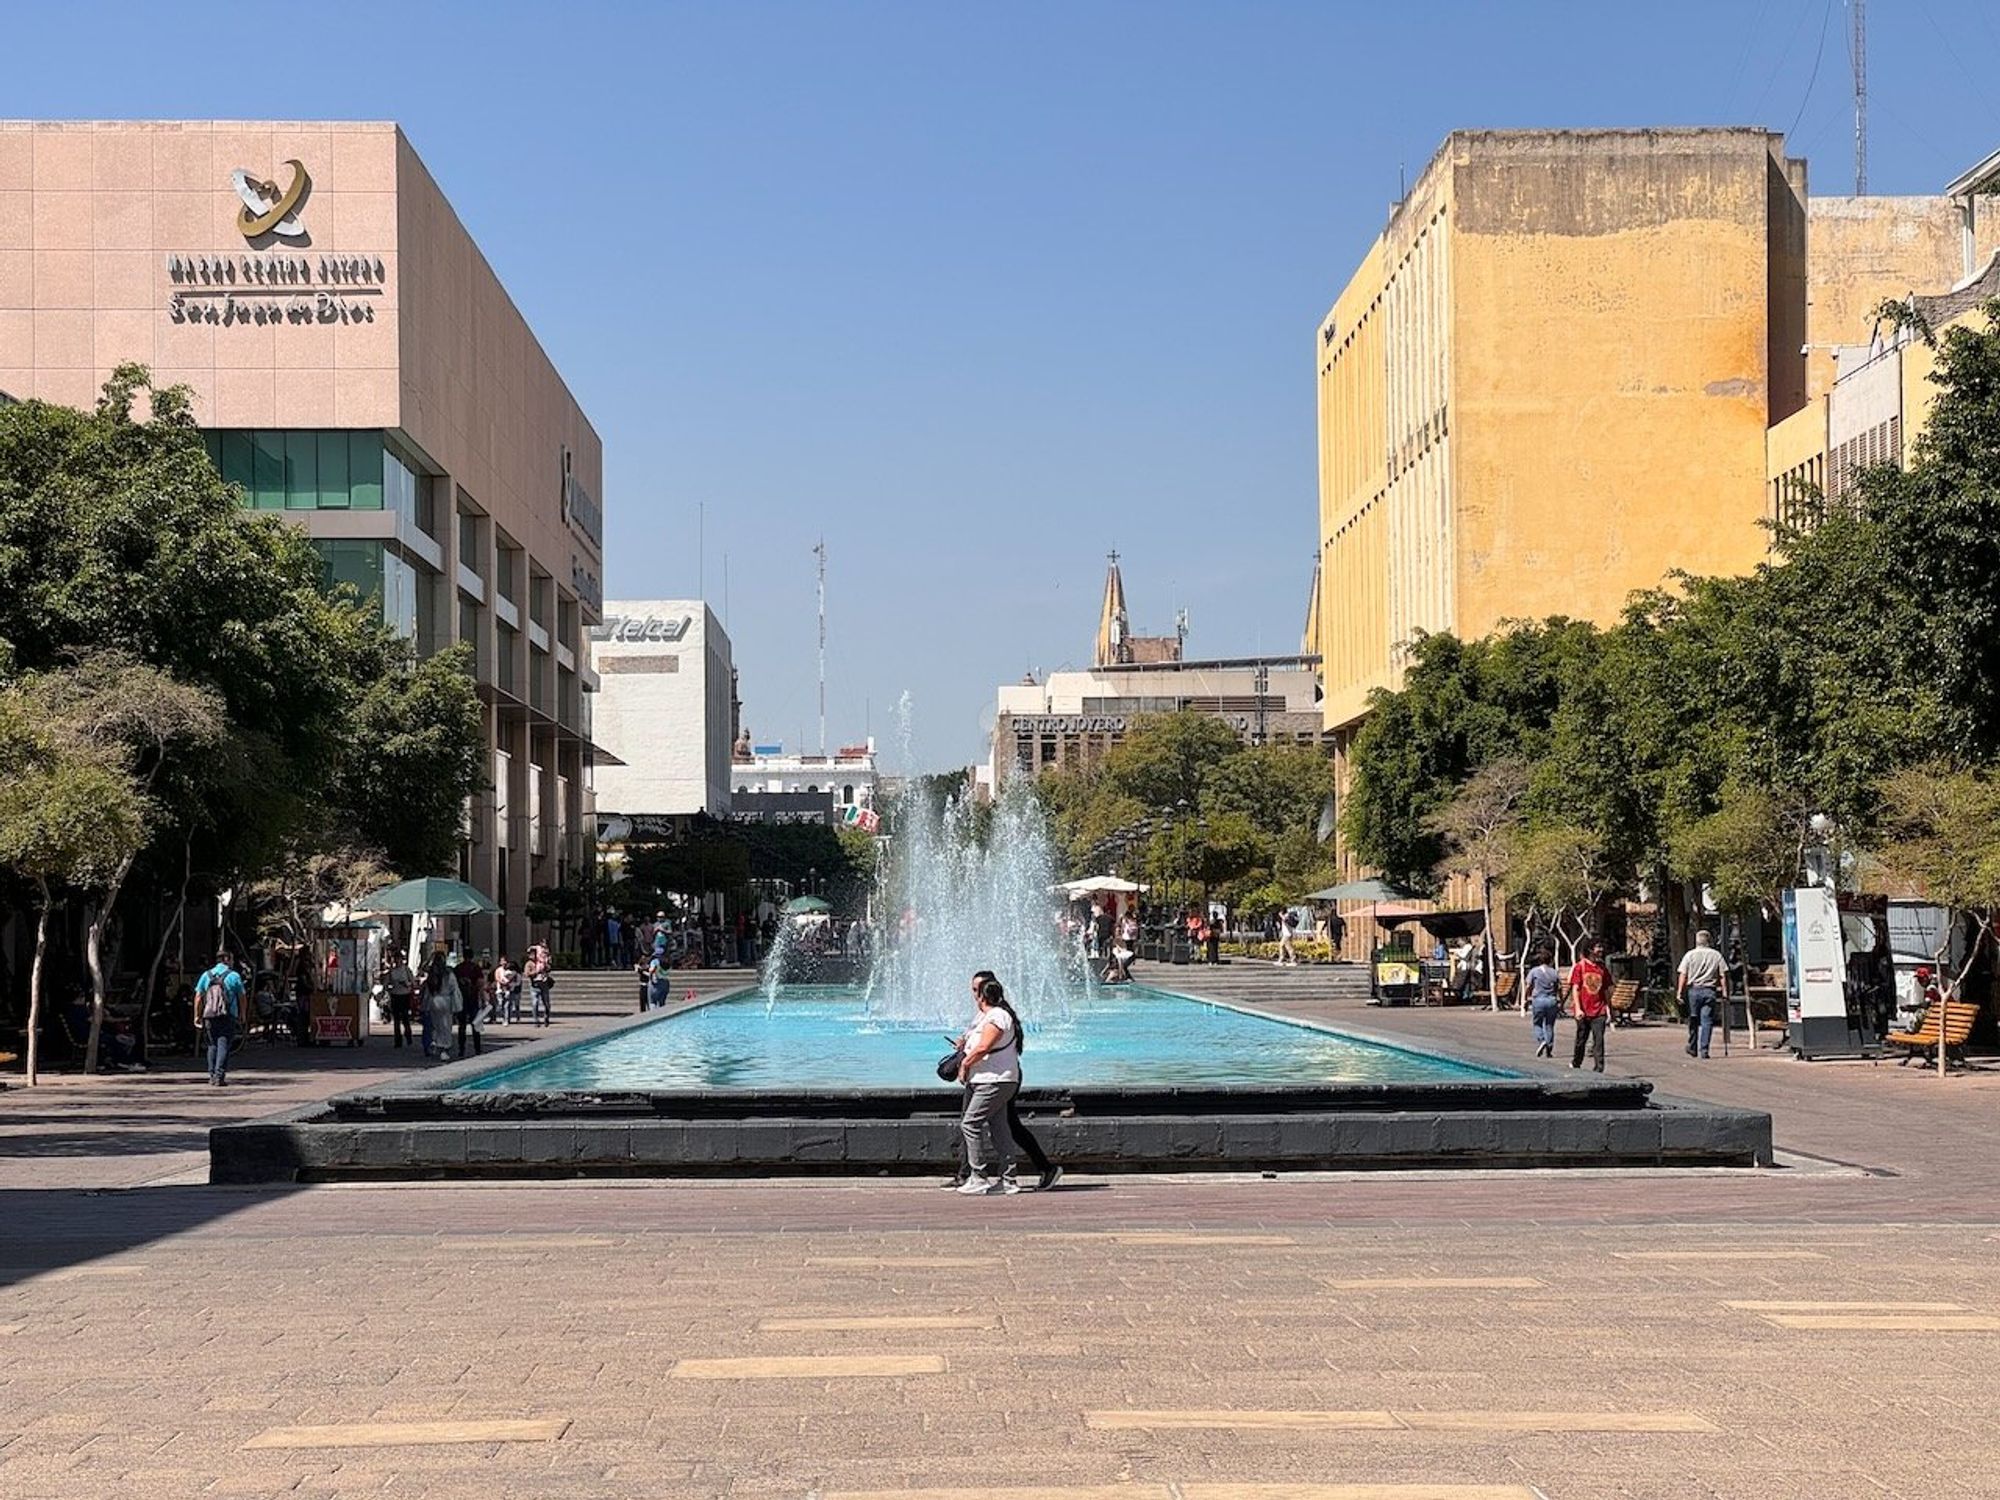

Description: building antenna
[697,501,705,600]
[1851,0,1867,194]
[813,538,827,758]
[722,552,730,630]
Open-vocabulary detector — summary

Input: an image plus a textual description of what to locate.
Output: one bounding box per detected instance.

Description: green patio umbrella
[783,895,832,915]
[1305,878,1415,903]
[356,876,501,917]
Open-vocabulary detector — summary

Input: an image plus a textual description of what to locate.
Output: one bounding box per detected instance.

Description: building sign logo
[233,160,311,241]
[593,614,693,645]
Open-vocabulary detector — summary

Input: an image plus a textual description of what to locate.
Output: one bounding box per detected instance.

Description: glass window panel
[220,429,254,498]
[202,430,222,472]
[284,430,318,510]
[316,430,350,509]
[348,431,383,510]
[382,551,418,640]
[251,431,287,510]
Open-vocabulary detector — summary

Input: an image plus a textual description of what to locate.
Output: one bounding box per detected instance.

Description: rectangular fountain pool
[450,985,1513,1093]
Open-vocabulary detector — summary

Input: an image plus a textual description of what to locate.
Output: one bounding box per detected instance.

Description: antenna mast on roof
[1851,0,1867,194]
[814,538,827,758]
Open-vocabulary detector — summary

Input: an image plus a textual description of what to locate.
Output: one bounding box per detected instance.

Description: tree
[1427,760,1528,1007]
[1873,762,2000,1077]
[0,699,145,1085]
[1666,782,1809,918]
[13,654,218,1071]
[335,643,486,875]
[1200,743,1333,839]
[245,844,397,987]
[1104,712,1243,811]
[1509,822,1613,967]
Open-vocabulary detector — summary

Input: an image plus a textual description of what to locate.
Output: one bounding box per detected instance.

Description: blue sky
[8,1,2000,769]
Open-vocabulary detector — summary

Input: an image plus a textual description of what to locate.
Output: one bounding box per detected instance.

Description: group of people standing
[379,943,554,1062]
[946,970,1062,1196]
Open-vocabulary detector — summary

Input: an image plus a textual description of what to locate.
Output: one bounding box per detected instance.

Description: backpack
[201,973,230,1020]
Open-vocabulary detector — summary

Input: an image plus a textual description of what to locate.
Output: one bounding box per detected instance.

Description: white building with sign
[590,600,735,816]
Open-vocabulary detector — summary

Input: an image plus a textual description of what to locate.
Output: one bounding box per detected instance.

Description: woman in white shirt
[955,978,1023,1195]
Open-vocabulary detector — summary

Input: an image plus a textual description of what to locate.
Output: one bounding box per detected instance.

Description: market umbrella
[1305,878,1416,902]
[1055,876,1149,896]
[783,895,832,915]
[355,876,501,917]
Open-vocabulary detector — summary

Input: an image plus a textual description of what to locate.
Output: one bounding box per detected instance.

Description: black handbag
[935,1047,965,1082]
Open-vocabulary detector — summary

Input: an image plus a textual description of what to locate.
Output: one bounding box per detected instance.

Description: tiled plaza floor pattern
[2,1207,1997,1498]
[4,964,1999,1498]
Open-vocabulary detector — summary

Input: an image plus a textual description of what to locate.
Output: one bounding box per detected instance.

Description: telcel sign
[595,614,693,645]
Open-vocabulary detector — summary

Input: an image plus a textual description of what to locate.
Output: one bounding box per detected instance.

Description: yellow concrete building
[1315,128,1815,735]
[1310,128,1990,945]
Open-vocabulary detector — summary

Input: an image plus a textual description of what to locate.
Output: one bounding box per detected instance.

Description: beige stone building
[0,120,606,951]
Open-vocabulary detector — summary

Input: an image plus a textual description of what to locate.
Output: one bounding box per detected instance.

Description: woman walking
[421,953,461,1064]
[955,977,1024,1196]
[1523,946,1562,1058]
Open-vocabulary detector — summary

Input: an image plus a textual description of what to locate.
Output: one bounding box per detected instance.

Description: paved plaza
[4,967,1998,1499]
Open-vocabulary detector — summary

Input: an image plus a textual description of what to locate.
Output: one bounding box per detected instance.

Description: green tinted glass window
[315,539,384,606]
[349,431,383,510]
[251,431,287,510]
[316,430,350,509]
[220,430,255,498]
[283,431,318,510]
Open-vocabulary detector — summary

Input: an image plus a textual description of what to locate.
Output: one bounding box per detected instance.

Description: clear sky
[8,2,1999,770]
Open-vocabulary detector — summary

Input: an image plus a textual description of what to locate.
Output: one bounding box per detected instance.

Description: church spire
[1094,549,1129,666]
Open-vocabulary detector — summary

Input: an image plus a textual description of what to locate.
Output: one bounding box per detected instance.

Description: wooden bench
[1884,999,1980,1067]
[1607,979,1644,1025]
[1489,970,1518,1008]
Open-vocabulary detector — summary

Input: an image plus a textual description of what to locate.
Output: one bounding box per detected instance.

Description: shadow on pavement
[0,1185,302,1288]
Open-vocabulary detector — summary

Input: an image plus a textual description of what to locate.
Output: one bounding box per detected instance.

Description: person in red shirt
[1569,940,1611,1072]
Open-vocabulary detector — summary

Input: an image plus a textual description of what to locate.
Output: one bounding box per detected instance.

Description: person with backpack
[193,951,246,1086]
[1277,909,1300,966]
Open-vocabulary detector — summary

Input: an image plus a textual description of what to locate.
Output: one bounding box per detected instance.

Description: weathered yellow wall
[1447,130,1796,654]
[1805,196,1994,399]
[1315,229,1396,729]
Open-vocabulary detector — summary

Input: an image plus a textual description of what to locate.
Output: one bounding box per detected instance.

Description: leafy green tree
[1201,743,1331,838]
[335,643,485,875]
[14,653,218,1071]
[1666,782,1809,916]
[1104,711,1243,810]
[0,698,145,1085]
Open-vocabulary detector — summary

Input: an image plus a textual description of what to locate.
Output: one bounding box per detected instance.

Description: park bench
[1883,999,1980,1068]
[1607,978,1644,1025]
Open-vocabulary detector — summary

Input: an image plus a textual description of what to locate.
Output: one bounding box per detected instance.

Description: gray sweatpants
[959,1079,1019,1178]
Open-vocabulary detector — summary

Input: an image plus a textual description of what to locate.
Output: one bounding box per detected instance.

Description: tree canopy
[1341,299,2000,938]
[0,366,485,1071]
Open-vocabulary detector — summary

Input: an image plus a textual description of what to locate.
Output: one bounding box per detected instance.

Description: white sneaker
[999,1177,1023,1195]
[955,1176,998,1196]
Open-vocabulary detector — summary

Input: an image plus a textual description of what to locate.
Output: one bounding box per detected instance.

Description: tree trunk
[82,849,137,1075]
[137,838,191,1063]
[25,881,50,1087]
[1482,873,1497,1010]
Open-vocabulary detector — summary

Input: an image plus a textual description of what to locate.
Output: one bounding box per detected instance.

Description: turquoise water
[453,985,1511,1092]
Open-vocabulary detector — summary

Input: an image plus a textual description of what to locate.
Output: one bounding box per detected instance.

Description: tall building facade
[1312,127,1989,731]
[590,602,735,818]
[1314,128,1813,735]
[0,121,606,950]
